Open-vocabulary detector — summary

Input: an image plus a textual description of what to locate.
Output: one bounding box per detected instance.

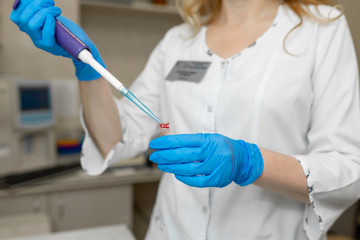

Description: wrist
[233,140,264,187]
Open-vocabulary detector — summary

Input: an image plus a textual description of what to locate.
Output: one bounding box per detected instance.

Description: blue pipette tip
[123,90,162,124]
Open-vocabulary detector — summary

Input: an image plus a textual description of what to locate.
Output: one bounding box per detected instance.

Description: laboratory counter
[0,166,163,198]
[0,164,358,240]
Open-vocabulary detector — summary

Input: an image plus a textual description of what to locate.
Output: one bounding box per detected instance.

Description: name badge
[166,61,211,83]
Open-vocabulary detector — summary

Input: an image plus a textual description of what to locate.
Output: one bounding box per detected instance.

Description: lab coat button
[202,206,208,213]
[221,61,228,69]
[207,106,213,112]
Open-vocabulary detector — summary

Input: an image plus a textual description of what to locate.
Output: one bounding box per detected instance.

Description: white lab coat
[80,4,360,240]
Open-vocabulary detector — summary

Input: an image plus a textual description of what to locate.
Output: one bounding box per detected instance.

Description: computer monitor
[14,80,55,130]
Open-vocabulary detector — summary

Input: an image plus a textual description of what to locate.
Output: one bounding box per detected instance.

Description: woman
[11,0,360,239]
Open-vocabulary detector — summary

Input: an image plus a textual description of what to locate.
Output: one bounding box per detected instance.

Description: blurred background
[0,0,359,239]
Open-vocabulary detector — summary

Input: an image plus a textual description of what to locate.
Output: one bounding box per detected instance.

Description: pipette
[13,0,162,124]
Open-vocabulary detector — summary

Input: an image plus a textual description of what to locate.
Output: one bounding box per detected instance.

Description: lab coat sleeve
[80,31,170,176]
[293,15,360,239]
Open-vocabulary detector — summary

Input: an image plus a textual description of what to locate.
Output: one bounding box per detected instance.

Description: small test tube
[159,122,170,136]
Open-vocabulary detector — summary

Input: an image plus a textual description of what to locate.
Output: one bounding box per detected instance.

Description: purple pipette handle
[54,20,90,60]
[13,0,90,60]
[12,0,20,9]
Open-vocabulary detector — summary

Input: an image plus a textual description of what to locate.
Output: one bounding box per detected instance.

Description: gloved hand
[10,0,105,81]
[149,133,264,188]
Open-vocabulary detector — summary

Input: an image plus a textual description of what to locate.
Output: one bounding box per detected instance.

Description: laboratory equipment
[77,51,162,124]
[58,20,161,123]
[51,79,84,161]
[0,76,56,175]
[12,0,161,124]
[56,130,83,156]
[14,80,55,129]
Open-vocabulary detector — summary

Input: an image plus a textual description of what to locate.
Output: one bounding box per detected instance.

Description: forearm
[254,148,310,204]
[79,78,122,158]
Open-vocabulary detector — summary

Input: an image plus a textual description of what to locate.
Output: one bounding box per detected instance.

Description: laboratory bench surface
[9,224,136,240]
[0,166,163,198]
[0,166,357,239]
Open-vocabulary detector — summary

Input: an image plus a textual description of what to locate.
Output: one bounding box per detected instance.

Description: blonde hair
[175,0,344,39]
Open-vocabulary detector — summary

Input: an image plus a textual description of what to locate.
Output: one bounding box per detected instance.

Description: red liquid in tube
[160,122,170,136]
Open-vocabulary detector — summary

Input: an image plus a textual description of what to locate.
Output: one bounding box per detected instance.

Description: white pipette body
[78,50,127,93]
[78,49,162,124]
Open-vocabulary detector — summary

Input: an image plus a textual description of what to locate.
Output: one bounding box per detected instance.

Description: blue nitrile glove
[10,0,105,81]
[149,133,264,188]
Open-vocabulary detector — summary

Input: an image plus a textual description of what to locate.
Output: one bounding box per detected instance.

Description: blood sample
[160,122,170,136]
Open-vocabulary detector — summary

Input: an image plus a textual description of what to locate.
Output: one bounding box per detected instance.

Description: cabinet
[331,201,360,238]
[0,195,47,215]
[0,167,162,237]
[0,186,132,233]
[50,186,132,232]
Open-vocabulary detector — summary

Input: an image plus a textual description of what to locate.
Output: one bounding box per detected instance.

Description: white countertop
[0,166,162,198]
[7,224,136,240]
